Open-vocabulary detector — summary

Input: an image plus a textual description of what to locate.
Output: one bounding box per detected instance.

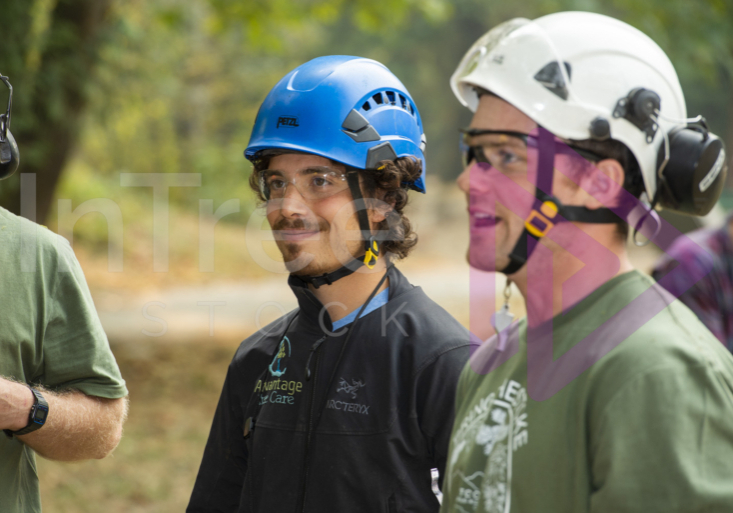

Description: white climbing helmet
[450,11,688,201]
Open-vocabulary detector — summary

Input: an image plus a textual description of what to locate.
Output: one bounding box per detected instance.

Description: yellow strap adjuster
[524,200,559,238]
[363,239,380,269]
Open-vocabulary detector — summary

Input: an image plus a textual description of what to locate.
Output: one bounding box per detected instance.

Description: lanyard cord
[297,268,389,513]
[308,265,392,430]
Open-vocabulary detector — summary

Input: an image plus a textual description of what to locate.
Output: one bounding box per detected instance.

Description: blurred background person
[652,211,733,350]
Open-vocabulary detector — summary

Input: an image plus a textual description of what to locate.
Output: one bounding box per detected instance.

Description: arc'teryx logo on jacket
[337,378,366,399]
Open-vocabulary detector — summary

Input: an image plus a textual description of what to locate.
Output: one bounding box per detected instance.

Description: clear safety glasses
[460,128,606,174]
[259,167,350,201]
[460,129,534,174]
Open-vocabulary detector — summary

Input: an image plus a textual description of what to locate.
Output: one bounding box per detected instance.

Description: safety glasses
[460,129,533,173]
[259,167,350,201]
[460,128,606,172]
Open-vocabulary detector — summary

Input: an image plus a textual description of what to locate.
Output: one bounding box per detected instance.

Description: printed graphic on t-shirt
[449,379,529,513]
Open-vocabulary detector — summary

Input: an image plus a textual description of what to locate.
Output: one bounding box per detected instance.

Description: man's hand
[0,379,35,431]
[0,377,128,461]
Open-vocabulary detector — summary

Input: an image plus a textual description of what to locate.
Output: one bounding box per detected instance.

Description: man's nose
[457,162,492,195]
[456,164,471,194]
[279,184,310,218]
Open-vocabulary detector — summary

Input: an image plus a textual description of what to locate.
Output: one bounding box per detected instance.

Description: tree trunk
[0,0,113,224]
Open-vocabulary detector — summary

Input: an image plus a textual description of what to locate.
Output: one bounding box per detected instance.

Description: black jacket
[188,266,470,513]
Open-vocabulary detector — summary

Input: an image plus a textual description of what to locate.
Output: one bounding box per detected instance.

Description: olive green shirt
[0,207,127,513]
[442,271,733,513]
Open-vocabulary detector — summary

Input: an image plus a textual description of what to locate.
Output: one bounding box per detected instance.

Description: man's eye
[312,176,329,187]
[500,150,519,165]
[269,179,286,189]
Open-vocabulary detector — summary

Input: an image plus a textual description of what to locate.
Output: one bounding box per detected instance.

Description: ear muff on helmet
[655,124,727,216]
[0,74,19,180]
[614,86,727,218]
[0,128,19,180]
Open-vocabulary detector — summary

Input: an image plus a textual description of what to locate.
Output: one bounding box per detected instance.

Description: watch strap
[3,386,49,437]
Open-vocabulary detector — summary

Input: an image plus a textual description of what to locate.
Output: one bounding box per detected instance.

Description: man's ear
[368,199,392,224]
[366,189,394,224]
[580,158,625,209]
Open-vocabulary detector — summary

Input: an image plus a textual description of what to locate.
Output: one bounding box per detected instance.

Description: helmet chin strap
[500,127,619,275]
[291,170,381,289]
[292,259,366,289]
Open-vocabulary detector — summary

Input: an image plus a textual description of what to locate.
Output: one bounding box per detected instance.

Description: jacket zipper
[300,336,326,512]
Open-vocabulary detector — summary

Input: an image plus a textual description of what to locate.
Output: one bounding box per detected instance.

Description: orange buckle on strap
[524,200,559,238]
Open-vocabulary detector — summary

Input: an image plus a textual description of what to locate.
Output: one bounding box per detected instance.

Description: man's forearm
[1,378,128,461]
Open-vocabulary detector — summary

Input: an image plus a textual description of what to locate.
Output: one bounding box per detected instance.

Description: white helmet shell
[450,11,687,200]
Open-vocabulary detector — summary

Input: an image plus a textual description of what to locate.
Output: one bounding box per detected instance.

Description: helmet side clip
[613,87,661,144]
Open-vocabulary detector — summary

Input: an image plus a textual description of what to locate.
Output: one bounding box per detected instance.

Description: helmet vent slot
[359,91,419,119]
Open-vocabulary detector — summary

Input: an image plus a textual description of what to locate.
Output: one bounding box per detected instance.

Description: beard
[273,217,360,276]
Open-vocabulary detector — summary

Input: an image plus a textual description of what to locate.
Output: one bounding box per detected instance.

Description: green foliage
[204,0,452,49]
[57,0,457,226]
[61,1,267,213]
[593,0,733,84]
[4,0,732,233]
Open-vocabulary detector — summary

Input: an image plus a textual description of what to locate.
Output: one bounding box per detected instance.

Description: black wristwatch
[4,386,49,438]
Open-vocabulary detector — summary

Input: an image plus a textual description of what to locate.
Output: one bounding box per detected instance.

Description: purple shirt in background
[652,212,733,351]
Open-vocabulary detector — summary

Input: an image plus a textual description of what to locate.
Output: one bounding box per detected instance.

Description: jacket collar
[287,265,413,334]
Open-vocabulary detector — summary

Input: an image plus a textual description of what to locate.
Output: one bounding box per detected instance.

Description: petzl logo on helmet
[276,115,299,128]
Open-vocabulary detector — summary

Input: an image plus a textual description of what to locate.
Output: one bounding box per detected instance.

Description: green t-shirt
[441,271,733,513]
[0,207,128,513]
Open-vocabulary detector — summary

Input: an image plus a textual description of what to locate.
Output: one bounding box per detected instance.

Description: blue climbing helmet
[245,55,426,193]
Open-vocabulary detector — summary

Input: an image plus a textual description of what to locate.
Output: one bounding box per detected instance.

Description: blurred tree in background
[0,0,114,222]
[0,0,731,225]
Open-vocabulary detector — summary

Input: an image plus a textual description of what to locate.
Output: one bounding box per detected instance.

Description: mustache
[272,218,328,233]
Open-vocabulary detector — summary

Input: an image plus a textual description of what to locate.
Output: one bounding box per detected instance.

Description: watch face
[34,407,48,423]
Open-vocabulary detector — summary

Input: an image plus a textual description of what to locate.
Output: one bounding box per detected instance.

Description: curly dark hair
[249,152,422,261]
